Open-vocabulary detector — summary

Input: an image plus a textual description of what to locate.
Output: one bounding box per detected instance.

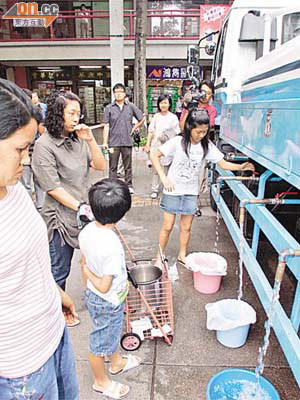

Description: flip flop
[195,208,202,217]
[93,381,130,399]
[109,354,142,375]
[177,259,186,267]
[66,317,81,328]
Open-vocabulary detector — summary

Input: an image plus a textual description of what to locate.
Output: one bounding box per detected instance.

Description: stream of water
[235,216,280,398]
[237,219,244,300]
[211,196,279,399]
[255,280,281,378]
[214,207,220,254]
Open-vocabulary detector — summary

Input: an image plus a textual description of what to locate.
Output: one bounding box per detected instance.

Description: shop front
[146,65,202,121]
[29,65,134,125]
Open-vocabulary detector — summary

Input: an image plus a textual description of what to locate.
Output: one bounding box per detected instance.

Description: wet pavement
[67,149,300,400]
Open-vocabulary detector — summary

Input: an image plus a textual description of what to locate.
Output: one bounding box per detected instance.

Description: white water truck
[205,0,300,387]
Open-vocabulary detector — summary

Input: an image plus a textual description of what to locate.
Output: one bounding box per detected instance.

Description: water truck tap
[216,176,260,202]
[276,249,300,284]
[239,198,285,228]
[239,197,300,230]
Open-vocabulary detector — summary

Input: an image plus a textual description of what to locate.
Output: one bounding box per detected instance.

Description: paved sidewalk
[67,149,300,399]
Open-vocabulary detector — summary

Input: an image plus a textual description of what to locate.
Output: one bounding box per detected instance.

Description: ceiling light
[79,66,102,69]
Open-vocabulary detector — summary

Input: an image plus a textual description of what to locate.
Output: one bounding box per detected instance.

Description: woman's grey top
[32,131,91,248]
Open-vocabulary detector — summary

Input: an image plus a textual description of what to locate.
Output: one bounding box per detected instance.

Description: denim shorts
[0,327,78,400]
[85,289,125,357]
[160,193,198,215]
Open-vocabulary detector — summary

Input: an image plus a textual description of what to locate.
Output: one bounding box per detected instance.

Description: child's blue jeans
[85,288,125,357]
[0,327,79,400]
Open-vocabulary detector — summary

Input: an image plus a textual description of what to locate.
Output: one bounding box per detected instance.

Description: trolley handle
[127,269,138,289]
[158,245,170,276]
[130,257,154,263]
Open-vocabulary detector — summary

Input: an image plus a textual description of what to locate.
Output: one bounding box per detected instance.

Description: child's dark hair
[88,178,131,225]
[157,94,172,112]
[182,109,210,159]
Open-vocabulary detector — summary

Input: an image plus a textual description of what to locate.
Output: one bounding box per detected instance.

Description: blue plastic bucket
[209,299,256,348]
[206,368,280,400]
[216,324,250,348]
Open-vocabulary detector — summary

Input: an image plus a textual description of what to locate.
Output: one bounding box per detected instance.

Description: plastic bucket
[206,368,280,400]
[214,300,255,348]
[217,324,250,348]
[193,270,222,294]
[188,253,226,294]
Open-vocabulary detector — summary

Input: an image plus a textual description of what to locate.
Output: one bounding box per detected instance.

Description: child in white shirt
[151,109,255,266]
[79,178,142,399]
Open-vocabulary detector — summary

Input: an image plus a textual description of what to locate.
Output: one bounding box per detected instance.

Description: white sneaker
[129,187,134,194]
[151,192,158,199]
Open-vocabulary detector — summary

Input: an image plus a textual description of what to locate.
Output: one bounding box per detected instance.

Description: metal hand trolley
[115,227,174,351]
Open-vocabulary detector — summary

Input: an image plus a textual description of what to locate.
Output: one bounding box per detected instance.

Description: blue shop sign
[146,66,188,80]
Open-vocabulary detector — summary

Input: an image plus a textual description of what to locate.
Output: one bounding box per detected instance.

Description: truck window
[282,12,300,44]
[216,19,228,78]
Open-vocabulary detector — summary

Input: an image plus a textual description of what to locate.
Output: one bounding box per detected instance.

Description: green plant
[133,134,147,147]
[139,136,147,146]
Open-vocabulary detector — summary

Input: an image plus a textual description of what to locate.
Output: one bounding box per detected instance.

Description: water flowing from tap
[214,206,220,254]
[255,280,281,394]
[237,220,244,301]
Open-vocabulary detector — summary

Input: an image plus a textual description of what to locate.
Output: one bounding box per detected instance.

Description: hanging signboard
[199,5,231,46]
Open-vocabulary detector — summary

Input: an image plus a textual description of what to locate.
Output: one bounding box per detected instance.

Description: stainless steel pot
[129,264,162,310]
[130,265,162,285]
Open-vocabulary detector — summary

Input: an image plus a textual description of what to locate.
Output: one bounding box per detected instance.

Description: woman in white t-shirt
[151,109,255,266]
[145,94,180,199]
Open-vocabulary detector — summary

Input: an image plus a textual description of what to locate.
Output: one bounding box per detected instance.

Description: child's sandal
[109,354,142,375]
[92,380,130,399]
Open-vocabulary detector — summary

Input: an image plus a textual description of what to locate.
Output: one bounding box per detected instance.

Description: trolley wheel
[121,333,142,351]
[163,335,173,345]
